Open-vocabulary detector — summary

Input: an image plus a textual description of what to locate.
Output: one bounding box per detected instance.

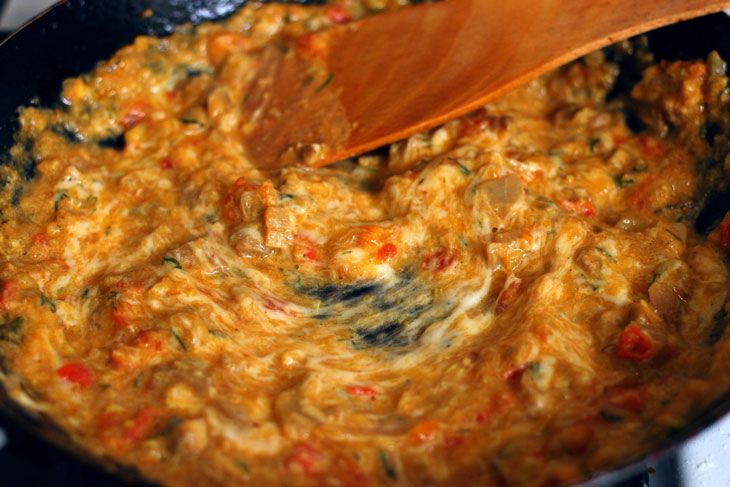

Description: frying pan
[1,1,730,486]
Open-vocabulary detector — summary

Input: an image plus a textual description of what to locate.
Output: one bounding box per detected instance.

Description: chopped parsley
[595,246,617,264]
[377,448,397,480]
[40,294,57,313]
[179,118,206,127]
[614,177,634,187]
[170,328,187,351]
[54,192,68,211]
[236,458,251,474]
[315,73,334,93]
[162,256,182,269]
[208,329,227,339]
[279,193,295,200]
[448,157,471,176]
[589,138,600,153]
[81,287,90,299]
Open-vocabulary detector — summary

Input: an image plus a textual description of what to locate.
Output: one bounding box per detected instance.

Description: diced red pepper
[503,363,527,382]
[160,157,173,170]
[57,362,94,387]
[377,243,398,263]
[119,99,149,130]
[346,385,377,397]
[31,233,48,246]
[559,199,595,218]
[123,406,159,442]
[420,248,457,272]
[286,442,323,475]
[325,5,352,24]
[304,247,318,261]
[616,324,653,361]
[262,297,287,313]
[0,279,16,310]
[111,306,133,328]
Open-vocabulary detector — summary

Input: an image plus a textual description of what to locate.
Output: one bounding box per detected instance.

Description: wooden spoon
[242,0,730,169]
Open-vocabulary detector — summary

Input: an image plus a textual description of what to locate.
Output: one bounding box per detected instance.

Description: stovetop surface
[1,1,730,486]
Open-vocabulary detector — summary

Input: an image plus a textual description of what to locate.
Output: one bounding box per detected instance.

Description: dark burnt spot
[97,133,126,151]
[293,274,444,350]
[50,124,82,143]
[298,282,381,303]
[355,322,406,347]
[22,159,37,181]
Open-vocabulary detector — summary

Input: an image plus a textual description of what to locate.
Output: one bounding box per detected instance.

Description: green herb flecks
[171,328,187,351]
[153,416,182,438]
[377,448,397,480]
[279,193,295,201]
[649,273,660,285]
[0,317,24,345]
[133,375,141,388]
[614,177,634,187]
[315,73,334,93]
[665,229,683,242]
[208,329,227,339]
[236,458,251,475]
[81,287,90,299]
[589,138,601,153]
[448,157,471,176]
[180,118,206,127]
[595,246,617,264]
[536,196,556,205]
[40,294,57,313]
[411,159,429,172]
[109,291,120,309]
[458,235,468,248]
[163,256,182,269]
[242,93,250,104]
[54,192,68,212]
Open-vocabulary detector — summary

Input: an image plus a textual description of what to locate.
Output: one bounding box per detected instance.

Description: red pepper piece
[123,406,159,442]
[325,5,352,24]
[616,324,653,361]
[57,362,94,387]
[377,243,398,263]
[0,279,16,310]
[559,199,595,218]
[346,385,377,397]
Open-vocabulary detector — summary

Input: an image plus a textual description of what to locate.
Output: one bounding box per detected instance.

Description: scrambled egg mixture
[2,2,730,486]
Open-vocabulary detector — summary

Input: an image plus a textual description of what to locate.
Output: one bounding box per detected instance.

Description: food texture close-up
[4,1,730,486]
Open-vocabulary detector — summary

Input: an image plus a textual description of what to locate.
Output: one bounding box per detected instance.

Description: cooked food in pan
[2,2,730,486]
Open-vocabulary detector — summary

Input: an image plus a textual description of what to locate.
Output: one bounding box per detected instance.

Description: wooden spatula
[241,0,730,169]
